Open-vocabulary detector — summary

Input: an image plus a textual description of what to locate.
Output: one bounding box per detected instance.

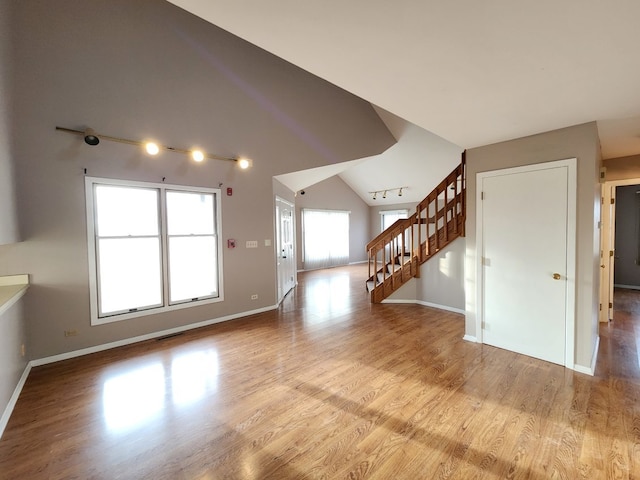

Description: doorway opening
[600,179,640,322]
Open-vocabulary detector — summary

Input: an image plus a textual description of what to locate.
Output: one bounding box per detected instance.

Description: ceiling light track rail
[55,126,252,168]
[369,186,408,200]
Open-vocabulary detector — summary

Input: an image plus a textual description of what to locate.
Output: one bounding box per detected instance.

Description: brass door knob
[553,273,561,280]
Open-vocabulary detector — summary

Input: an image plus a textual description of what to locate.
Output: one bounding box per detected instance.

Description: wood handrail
[416,163,464,213]
[366,213,417,252]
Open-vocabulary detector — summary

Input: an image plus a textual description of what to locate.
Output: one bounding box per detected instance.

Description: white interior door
[276,197,295,302]
[478,160,576,366]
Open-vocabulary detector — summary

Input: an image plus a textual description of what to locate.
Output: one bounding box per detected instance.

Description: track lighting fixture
[237,158,252,170]
[83,128,100,146]
[191,150,205,162]
[369,186,408,200]
[56,126,252,168]
[145,142,160,156]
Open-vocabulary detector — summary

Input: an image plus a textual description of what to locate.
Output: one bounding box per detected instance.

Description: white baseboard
[416,301,465,315]
[462,335,478,343]
[381,298,465,316]
[572,335,599,376]
[0,362,32,440]
[32,304,277,367]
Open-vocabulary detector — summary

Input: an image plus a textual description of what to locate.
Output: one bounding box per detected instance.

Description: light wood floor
[1,265,639,479]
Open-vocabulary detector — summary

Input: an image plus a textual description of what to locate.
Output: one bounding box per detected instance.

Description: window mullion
[92,184,104,319]
[159,187,170,309]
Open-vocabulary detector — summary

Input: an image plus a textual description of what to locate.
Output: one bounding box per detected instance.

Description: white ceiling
[275,107,463,206]
[169,0,640,201]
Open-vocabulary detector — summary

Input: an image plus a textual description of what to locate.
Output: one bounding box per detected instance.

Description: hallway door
[477,159,576,366]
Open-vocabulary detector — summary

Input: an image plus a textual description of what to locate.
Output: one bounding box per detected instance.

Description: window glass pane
[98,238,162,315]
[166,191,214,235]
[168,236,218,303]
[303,210,349,270]
[381,210,408,230]
[95,185,159,237]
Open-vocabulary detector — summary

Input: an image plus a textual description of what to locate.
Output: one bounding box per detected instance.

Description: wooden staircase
[366,153,466,303]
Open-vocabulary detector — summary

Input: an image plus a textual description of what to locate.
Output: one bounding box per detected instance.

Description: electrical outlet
[64,330,78,337]
[251,294,258,300]
[20,344,25,357]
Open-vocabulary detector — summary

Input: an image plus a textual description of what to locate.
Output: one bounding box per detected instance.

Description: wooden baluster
[425,201,430,258]
[460,150,467,236]
[414,215,418,274]
[417,203,423,263]
[434,193,440,252]
[383,237,387,283]
[373,247,378,286]
[453,170,459,234]
[444,181,449,243]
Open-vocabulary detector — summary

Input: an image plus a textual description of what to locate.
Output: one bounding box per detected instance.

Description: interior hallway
[0,265,638,479]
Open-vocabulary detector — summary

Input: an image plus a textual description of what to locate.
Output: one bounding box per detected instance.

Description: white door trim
[600,176,640,322]
[275,196,296,304]
[475,158,577,368]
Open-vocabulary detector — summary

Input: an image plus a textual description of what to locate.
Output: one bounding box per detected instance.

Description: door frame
[475,158,577,368]
[600,177,640,322]
[275,196,296,304]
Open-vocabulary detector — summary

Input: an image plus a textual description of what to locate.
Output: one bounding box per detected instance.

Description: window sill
[0,274,29,317]
[91,294,224,326]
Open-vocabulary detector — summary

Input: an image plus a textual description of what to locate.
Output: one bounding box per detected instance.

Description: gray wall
[416,238,465,310]
[0,0,28,433]
[604,154,640,182]
[0,0,18,245]
[614,184,640,287]
[6,0,395,359]
[384,239,465,312]
[465,122,601,370]
[295,175,370,270]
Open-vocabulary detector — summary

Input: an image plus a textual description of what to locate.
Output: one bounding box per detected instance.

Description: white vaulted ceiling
[168,0,640,202]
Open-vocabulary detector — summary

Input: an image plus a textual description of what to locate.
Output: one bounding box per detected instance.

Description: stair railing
[366,213,417,290]
[416,159,465,262]
[366,153,465,303]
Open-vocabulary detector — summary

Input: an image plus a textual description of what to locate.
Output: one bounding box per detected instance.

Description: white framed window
[85,177,223,325]
[380,209,409,231]
[302,209,350,270]
[380,209,409,259]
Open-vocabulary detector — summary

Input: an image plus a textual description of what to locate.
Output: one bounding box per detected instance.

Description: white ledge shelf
[0,274,29,317]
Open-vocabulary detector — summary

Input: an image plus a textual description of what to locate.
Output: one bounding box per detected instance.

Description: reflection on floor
[1,265,640,479]
[613,286,640,314]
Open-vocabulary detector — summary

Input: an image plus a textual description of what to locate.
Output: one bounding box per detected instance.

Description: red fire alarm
[227,239,236,249]
[227,187,233,196]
